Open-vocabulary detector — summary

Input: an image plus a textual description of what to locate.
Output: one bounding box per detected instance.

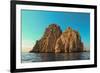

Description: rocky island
[30,24,84,53]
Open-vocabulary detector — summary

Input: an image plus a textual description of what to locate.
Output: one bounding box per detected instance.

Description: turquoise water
[21,52,90,63]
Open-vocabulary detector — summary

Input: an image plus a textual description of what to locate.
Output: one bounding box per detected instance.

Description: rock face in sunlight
[55,27,84,53]
[30,24,84,53]
[30,24,62,53]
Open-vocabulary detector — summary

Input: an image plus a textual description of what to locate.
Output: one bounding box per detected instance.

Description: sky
[21,10,90,52]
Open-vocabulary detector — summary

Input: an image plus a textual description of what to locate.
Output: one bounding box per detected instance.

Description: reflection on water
[22,52,90,63]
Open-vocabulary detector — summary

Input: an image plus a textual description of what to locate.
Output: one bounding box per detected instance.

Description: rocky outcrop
[55,27,84,53]
[30,24,84,53]
[30,24,62,53]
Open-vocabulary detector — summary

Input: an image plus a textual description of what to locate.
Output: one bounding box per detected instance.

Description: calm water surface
[22,52,90,63]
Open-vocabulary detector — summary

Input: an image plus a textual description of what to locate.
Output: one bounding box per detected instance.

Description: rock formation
[30,24,84,53]
[55,27,84,53]
[30,24,62,53]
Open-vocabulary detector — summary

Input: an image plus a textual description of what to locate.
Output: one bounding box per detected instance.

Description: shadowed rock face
[30,24,62,53]
[30,24,84,53]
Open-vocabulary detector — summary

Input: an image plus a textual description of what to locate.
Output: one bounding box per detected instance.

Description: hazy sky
[21,10,90,52]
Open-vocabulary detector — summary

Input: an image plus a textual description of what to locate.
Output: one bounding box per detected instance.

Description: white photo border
[16,4,94,69]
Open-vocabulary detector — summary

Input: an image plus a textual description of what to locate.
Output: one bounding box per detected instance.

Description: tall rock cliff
[30,24,84,53]
[55,27,84,53]
[30,24,62,53]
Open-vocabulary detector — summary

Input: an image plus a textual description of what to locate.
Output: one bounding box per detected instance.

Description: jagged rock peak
[45,24,61,33]
[30,24,62,53]
[67,27,72,31]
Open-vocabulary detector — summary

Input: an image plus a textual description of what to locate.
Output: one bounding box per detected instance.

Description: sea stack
[30,24,84,53]
[55,27,84,53]
[30,24,62,53]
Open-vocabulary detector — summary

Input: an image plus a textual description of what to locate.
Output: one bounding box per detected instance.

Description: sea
[21,52,90,63]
